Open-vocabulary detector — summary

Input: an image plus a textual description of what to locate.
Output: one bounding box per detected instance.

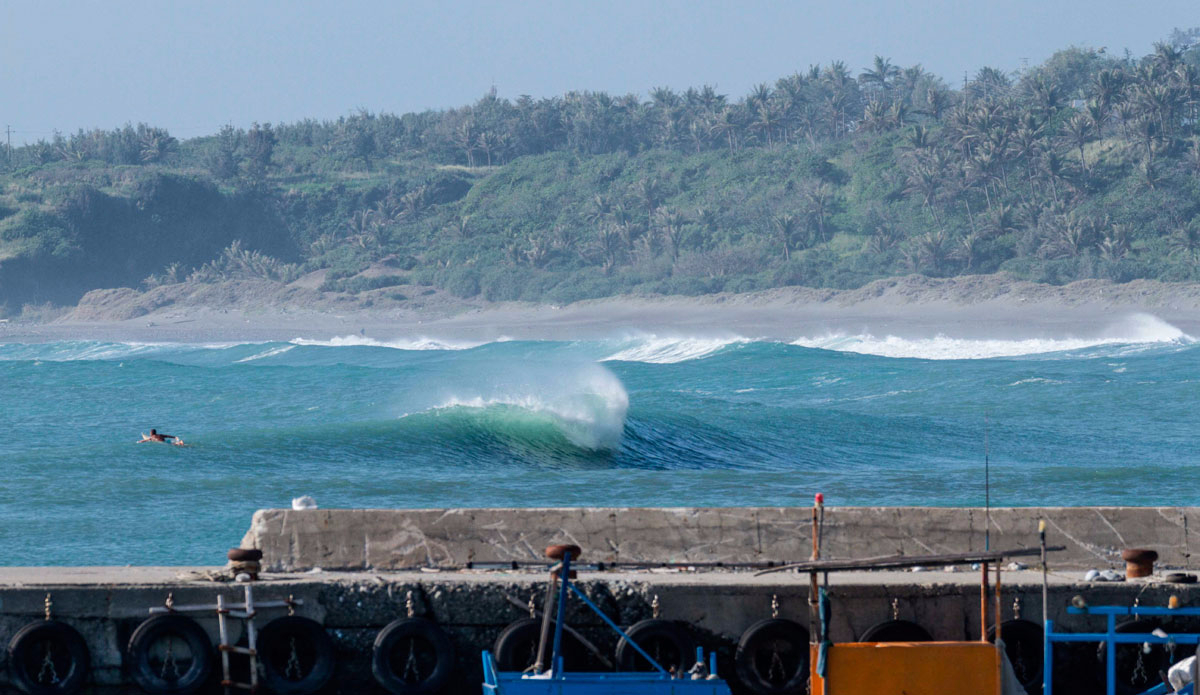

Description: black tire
[615,619,696,673]
[372,618,455,695]
[735,618,810,695]
[8,620,91,695]
[126,614,213,695]
[988,619,1044,694]
[493,618,586,672]
[858,619,932,642]
[258,616,335,695]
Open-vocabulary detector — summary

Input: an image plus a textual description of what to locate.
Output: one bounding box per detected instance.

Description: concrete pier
[244,506,1197,571]
[3,507,1199,693]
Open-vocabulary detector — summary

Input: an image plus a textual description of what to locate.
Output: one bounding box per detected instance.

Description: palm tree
[453,118,479,167]
[952,232,985,270]
[916,230,950,274]
[861,101,888,133]
[1040,151,1068,203]
[982,204,1019,239]
[802,182,837,242]
[1113,101,1138,140]
[1186,137,1200,177]
[139,128,178,163]
[1091,69,1123,118]
[1173,63,1200,124]
[904,160,945,227]
[1099,224,1131,261]
[970,67,1011,101]
[596,223,622,273]
[632,178,664,216]
[654,208,688,261]
[751,99,783,147]
[747,83,772,111]
[865,225,902,254]
[771,213,800,260]
[1062,113,1095,175]
[708,108,740,155]
[475,130,504,166]
[1040,213,1094,259]
[924,87,954,121]
[584,194,613,226]
[1011,126,1043,186]
[859,56,900,97]
[1027,74,1062,117]
[1152,42,1184,74]
[902,124,933,151]
[1168,224,1200,261]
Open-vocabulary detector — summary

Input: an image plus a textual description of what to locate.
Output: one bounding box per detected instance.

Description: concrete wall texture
[0,570,1193,695]
[243,506,1200,571]
[4,506,1200,693]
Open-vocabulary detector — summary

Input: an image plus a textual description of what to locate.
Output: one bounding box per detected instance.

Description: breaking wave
[601,334,751,363]
[401,365,629,450]
[791,314,1194,360]
[289,335,493,351]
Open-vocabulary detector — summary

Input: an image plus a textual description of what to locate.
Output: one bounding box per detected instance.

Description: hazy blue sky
[2,1,1196,144]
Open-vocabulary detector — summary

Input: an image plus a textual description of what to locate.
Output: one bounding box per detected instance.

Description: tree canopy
[3,33,1200,311]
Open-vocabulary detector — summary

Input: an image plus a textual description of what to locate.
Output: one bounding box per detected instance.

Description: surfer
[138,429,178,444]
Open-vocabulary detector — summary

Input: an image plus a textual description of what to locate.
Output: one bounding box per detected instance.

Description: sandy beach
[4,273,1200,344]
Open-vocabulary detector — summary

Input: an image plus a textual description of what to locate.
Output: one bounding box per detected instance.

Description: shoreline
[4,273,1200,344]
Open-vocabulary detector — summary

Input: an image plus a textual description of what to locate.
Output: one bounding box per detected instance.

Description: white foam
[416,366,629,450]
[234,345,296,363]
[601,334,751,363]
[791,314,1193,360]
[1009,377,1065,386]
[290,335,496,351]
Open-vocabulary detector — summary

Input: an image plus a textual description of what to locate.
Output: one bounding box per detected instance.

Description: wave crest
[290,335,494,350]
[602,334,750,363]
[407,365,629,450]
[792,313,1194,360]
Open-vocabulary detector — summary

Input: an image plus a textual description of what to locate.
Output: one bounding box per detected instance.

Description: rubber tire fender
[988,619,1044,694]
[492,618,587,672]
[257,616,335,695]
[126,614,214,695]
[858,619,932,642]
[371,617,455,695]
[8,620,91,695]
[734,618,810,695]
[615,619,697,673]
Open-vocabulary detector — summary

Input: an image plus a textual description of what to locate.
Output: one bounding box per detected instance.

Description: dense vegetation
[4,30,1200,312]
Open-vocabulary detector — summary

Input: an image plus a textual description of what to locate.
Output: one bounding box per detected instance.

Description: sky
[1,0,1196,144]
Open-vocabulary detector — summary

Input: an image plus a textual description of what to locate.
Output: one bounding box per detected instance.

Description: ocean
[0,313,1196,565]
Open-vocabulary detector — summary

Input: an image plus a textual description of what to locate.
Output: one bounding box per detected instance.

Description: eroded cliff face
[0,175,297,310]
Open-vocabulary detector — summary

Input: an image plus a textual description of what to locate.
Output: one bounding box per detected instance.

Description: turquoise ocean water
[1,313,1196,565]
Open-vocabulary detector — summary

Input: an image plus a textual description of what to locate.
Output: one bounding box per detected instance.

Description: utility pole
[5,125,10,170]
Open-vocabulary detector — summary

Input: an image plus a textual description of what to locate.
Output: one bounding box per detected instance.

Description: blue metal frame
[482,548,733,693]
[1044,604,1200,695]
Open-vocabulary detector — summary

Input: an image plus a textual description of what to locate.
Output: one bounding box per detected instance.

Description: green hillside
[4,32,1200,313]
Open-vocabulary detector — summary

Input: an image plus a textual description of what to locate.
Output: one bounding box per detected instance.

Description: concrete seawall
[1,566,1197,695]
[3,507,1198,693]
[243,506,1198,571]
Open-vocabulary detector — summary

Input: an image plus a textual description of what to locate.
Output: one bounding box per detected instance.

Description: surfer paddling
[138,429,186,446]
